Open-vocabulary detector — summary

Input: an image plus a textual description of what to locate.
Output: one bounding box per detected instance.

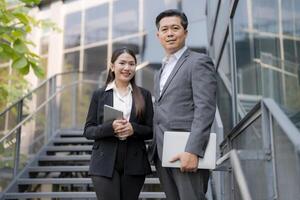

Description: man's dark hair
[155,9,188,30]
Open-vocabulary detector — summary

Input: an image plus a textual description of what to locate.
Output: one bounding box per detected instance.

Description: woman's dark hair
[105,47,145,119]
[155,9,188,30]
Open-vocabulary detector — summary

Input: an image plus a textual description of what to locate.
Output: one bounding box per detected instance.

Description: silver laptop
[162,132,216,169]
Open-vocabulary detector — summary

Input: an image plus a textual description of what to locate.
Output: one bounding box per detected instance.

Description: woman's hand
[112,119,134,139]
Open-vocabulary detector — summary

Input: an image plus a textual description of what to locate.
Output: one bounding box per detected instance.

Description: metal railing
[214,98,300,200]
[0,71,100,194]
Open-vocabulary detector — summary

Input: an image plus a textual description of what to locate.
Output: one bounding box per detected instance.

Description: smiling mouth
[121,72,131,77]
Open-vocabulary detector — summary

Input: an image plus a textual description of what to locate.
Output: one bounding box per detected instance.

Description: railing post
[261,101,278,199]
[52,75,58,134]
[71,73,77,129]
[47,76,57,139]
[13,99,23,176]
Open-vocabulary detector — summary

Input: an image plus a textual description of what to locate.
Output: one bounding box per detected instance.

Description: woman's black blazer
[83,86,153,178]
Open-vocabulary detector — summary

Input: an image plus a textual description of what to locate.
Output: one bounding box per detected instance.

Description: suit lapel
[158,49,190,101]
[154,68,162,101]
[104,89,113,107]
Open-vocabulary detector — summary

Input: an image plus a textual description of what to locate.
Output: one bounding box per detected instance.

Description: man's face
[156,16,187,55]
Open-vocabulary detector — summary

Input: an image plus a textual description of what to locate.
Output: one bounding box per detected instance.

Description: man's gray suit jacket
[150,48,217,161]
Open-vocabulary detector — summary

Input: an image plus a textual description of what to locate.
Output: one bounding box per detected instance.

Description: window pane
[113,0,139,38]
[217,36,233,135]
[63,51,80,72]
[282,0,300,37]
[85,4,108,45]
[64,12,81,49]
[217,75,233,135]
[40,36,49,55]
[234,0,300,127]
[83,45,107,81]
[112,37,140,55]
[252,0,279,33]
[234,0,262,118]
[273,119,300,199]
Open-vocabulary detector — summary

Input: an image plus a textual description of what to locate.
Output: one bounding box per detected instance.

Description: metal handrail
[216,98,300,200]
[0,71,83,116]
[263,99,300,150]
[0,79,98,144]
[216,150,252,200]
[220,98,300,151]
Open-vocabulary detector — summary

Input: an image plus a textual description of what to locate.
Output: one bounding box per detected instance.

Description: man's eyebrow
[160,24,179,28]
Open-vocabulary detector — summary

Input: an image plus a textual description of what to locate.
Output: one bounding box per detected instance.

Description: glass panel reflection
[64,12,81,49]
[217,75,233,136]
[63,51,80,72]
[85,4,108,44]
[40,36,49,55]
[282,0,300,37]
[234,0,300,128]
[252,0,279,33]
[0,132,16,192]
[232,117,269,200]
[273,119,300,199]
[83,45,107,80]
[112,37,140,54]
[19,108,46,171]
[113,0,139,38]
[76,82,99,128]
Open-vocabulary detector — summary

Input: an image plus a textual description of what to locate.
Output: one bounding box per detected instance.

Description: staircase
[3,129,165,199]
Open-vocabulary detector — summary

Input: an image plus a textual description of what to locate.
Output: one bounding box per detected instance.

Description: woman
[83,47,153,200]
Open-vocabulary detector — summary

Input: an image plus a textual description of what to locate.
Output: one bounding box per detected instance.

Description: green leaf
[0,51,10,61]
[0,43,15,55]
[18,64,30,75]
[13,39,28,53]
[0,26,13,34]
[23,40,36,47]
[20,0,41,6]
[28,51,40,58]
[12,56,28,69]
[30,61,45,78]
[2,34,13,43]
[11,29,24,38]
[13,13,29,25]
[25,25,31,32]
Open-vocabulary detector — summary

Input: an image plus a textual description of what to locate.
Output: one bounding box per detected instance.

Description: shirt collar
[162,46,187,63]
[105,81,132,92]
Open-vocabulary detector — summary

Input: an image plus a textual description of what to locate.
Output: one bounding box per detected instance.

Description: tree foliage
[0,0,58,111]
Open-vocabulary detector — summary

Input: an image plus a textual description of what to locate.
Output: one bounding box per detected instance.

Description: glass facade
[64,12,81,49]
[208,0,300,130]
[85,4,108,44]
[207,0,300,199]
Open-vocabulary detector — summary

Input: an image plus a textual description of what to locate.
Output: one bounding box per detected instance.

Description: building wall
[207,0,300,134]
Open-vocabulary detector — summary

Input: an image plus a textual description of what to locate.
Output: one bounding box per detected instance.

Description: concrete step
[28,166,89,172]
[45,145,92,152]
[57,132,84,138]
[17,178,160,185]
[4,191,166,199]
[28,165,156,173]
[52,137,93,144]
[39,155,90,162]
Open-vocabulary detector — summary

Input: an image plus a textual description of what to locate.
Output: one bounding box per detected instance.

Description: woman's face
[111,52,136,85]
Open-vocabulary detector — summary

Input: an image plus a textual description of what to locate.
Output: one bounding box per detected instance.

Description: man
[149,9,217,200]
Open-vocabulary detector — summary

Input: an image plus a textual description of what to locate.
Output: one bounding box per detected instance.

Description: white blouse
[105,81,133,121]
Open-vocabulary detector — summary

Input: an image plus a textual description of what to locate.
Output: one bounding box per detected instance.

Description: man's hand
[170,152,199,172]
